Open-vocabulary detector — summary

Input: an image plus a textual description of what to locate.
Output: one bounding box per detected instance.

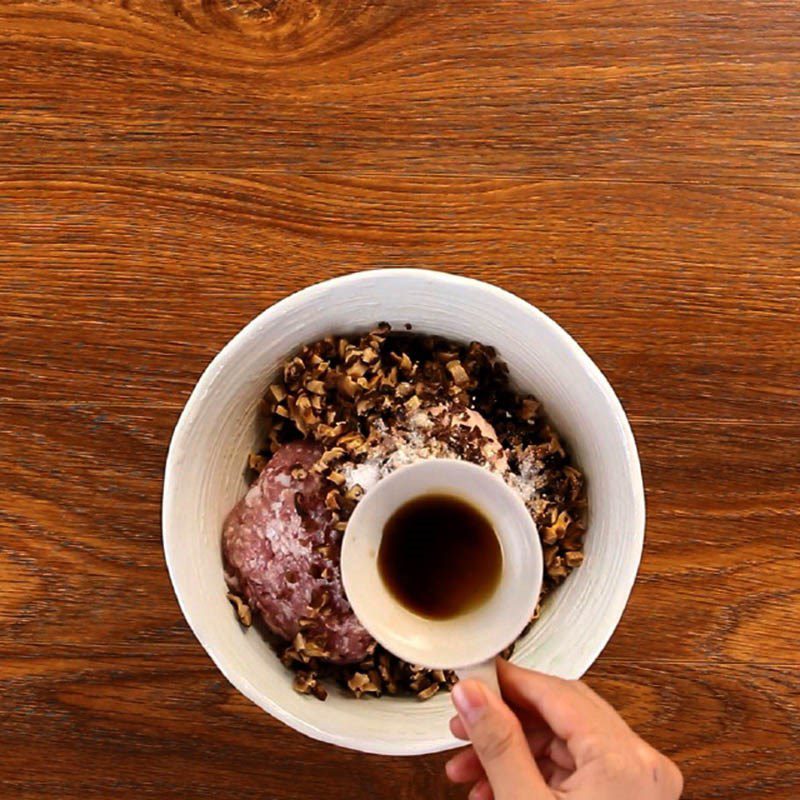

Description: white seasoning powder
[342,407,541,510]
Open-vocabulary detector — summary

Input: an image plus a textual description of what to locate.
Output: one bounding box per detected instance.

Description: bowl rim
[162,268,645,755]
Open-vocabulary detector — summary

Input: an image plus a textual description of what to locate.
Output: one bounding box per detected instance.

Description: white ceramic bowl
[162,269,645,756]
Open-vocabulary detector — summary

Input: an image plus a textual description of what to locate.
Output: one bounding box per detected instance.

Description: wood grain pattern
[1,1,799,183]
[1,1,798,798]
[2,171,798,419]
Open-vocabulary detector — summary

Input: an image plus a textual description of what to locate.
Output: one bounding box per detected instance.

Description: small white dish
[162,269,645,755]
[341,459,543,694]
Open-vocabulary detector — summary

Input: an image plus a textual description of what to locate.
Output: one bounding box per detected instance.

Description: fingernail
[468,782,487,800]
[453,681,487,726]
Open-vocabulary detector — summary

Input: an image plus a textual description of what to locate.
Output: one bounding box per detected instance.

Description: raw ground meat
[222,440,373,664]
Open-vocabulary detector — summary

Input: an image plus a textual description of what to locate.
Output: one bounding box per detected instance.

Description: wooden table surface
[1,2,798,798]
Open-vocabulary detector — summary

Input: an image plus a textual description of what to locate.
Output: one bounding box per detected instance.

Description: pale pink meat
[222,441,373,664]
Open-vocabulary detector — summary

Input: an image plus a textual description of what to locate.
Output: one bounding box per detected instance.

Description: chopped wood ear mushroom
[226,592,252,626]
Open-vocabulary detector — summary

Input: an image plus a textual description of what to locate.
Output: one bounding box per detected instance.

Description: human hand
[446,659,683,800]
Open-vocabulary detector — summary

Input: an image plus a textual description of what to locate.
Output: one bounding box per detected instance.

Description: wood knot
[171,0,419,61]
[200,0,323,40]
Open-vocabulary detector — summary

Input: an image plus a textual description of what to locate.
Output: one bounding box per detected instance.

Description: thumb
[452,680,551,800]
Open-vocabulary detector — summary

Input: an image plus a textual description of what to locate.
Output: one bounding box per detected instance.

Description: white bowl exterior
[162,269,645,756]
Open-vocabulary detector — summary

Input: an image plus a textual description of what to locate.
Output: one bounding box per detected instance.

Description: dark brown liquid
[378,494,503,620]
